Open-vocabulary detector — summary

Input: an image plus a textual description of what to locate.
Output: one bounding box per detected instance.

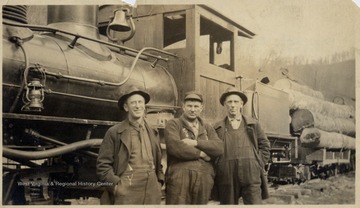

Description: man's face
[224,94,243,118]
[123,94,146,120]
[182,100,203,121]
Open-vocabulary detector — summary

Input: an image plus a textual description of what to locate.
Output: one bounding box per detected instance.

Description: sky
[124,0,359,8]
[353,0,360,7]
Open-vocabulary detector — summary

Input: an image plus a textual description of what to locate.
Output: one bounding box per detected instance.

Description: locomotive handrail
[117,47,162,86]
[3,20,178,61]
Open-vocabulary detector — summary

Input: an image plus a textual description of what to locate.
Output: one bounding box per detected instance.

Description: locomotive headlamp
[23,79,44,111]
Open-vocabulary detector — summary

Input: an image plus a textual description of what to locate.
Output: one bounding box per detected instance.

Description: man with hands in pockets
[96,86,164,205]
[212,87,270,204]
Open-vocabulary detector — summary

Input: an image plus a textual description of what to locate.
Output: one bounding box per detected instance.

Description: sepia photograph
[1,0,358,206]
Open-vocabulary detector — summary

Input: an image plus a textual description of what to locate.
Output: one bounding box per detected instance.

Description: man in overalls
[96,86,164,204]
[213,87,270,204]
[164,91,224,204]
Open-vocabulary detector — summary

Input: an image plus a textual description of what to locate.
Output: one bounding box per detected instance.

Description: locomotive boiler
[2,5,177,204]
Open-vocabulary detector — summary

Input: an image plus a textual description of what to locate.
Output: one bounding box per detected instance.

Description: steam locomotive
[2,5,355,205]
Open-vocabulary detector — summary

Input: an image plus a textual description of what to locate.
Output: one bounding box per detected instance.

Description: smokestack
[46,5,111,60]
[2,5,33,41]
[3,5,28,23]
[47,5,99,40]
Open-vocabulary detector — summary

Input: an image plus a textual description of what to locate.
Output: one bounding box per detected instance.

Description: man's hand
[182,138,198,147]
[200,151,211,161]
[113,183,118,194]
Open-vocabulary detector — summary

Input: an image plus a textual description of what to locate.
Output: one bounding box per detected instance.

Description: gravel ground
[264,171,356,204]
[69,171,356,205]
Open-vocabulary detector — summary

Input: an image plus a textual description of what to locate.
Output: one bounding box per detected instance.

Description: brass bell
[108,9,131,32]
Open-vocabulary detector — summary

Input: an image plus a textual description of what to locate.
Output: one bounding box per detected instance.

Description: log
[288,90,355,119]
[291,109,314,132]
[273,78,324,99]
[291,109,355,136]
[300,128,355,149]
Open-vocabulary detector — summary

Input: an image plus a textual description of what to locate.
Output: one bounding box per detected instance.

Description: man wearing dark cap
[164,91,223,204]
[213,86,270,204]
[96,85,164,205]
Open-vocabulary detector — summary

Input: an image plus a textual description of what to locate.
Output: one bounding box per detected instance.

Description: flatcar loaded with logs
[2,4,355,205]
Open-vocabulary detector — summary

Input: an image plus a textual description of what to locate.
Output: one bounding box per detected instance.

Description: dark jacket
[165,115,224,171]
[213,115,270,199]
[96,119,164,204]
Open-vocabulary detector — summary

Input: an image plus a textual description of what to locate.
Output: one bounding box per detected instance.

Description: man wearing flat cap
[96,85,164,205]
[212,87,270,204]
[164,91,224,204]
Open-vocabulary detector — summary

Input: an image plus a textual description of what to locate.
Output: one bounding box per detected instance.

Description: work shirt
[228,117,241,129]
[129,120,154,169]
[187,119,199,138]
[165,115,223,172]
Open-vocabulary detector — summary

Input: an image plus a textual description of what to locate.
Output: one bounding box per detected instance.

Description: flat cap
[184,91,203,103]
